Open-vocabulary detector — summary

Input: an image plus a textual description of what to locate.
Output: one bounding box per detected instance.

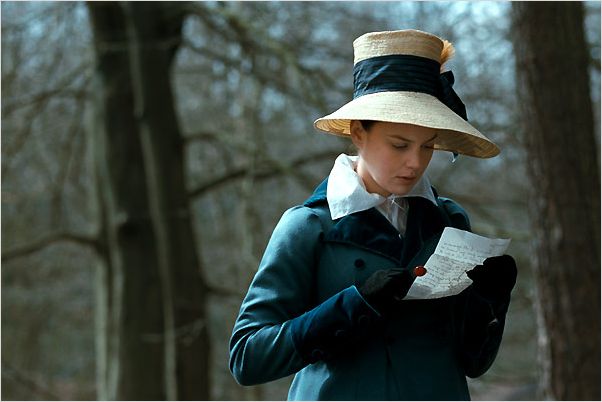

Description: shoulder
[261,205,326,265]
[437,196,472,231]
[272,205,325,238]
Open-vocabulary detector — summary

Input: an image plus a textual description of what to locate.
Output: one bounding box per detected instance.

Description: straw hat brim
[314,91,499,158]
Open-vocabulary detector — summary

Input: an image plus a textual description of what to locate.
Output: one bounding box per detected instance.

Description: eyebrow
[387,133,438,144]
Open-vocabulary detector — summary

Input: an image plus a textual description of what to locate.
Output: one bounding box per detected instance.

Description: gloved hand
[358,267,414,315]
[466,255,517,301]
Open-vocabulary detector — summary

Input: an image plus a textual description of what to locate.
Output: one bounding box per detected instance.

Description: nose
[405,147,422,170]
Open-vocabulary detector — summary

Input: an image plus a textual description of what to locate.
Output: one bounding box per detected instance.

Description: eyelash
[392,144,435,150]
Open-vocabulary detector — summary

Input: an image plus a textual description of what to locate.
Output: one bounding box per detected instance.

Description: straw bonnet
[314,29,500,158]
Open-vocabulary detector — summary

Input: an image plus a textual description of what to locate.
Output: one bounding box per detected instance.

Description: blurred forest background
[1,1,600,401]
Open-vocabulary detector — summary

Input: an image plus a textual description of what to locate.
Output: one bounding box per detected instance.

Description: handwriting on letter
[404,227,510,300]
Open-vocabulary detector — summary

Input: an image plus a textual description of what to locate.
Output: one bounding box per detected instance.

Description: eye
[392,143,408,149]
[422,143,435,150]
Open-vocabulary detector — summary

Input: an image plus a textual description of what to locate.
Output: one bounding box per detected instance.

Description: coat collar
[304,177,449,266]
[303,177,329,208]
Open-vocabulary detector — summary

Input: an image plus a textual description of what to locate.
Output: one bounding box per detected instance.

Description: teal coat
[229,178,510,400]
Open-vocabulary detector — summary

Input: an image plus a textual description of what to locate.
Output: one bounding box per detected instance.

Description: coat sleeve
[455,287,511,378]
[441,197,510,378]
[229,205,379,386]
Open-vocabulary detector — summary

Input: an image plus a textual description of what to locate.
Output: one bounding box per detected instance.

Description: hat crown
[353,30,444,65]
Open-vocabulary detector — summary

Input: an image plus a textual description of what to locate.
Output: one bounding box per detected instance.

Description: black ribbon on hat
[353,54,468,121]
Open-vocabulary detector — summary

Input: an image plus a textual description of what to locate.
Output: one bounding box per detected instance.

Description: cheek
[421,151,434,169]
[361,144,390,174]
[372,147,400,176]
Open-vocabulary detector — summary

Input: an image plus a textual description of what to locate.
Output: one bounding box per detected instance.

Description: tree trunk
[122,3,211,400]
[511,2,601,400]
[87,3,166,400]
[87,2,210,399]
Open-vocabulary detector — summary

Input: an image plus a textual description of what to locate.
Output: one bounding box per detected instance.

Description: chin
[388,185,412,196]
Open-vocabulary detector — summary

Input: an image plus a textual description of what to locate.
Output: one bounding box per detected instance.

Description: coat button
[311,349,324,361]
[354,259,365,269]
[334,329,347,338]
[357,314,371,327]
[488,318,500,330]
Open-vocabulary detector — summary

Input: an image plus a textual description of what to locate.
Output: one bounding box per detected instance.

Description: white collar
[326,154,438,220]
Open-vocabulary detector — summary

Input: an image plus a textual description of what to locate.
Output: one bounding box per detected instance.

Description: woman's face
[350,120,437,197]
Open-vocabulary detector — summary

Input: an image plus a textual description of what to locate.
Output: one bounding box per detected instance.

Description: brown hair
[348,120,377,155]
[360,120,377,131]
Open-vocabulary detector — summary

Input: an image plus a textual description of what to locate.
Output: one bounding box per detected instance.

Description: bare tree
[511,2,601,400]
[87,2,209,399]
[123,3,210,400]
[87,3,166,399]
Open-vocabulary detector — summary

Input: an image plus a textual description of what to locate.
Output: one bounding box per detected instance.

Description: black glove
[358,268,414,315]
[466,255,517,301]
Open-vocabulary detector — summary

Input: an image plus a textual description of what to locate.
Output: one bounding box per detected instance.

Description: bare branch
[2,100,51,176]
[1,88,89,115]
[189,150,338,198]
[49,102,86,226]
[2,61,93,177]
[1,360,63,401]
[1,231,101,263]
[1,61,92,115]
[182,130,222,144]
[205,283,245,299]
[182,4,349,110]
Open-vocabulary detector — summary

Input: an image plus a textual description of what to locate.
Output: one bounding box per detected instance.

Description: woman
[229,29,517,400]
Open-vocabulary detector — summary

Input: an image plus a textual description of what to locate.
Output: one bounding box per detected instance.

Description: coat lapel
[325,208,404,263]
[399,197,448,267]
[304,177,449,267]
